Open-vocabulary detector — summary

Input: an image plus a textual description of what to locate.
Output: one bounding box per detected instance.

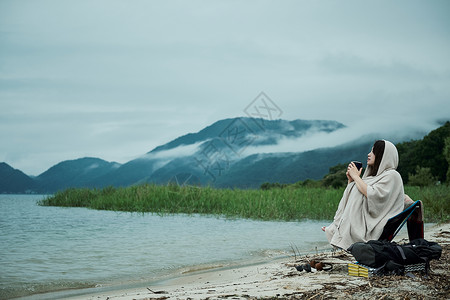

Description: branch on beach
[289,243,301,262]
[147,287,168,294]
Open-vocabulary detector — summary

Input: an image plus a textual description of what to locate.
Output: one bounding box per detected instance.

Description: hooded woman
[322,140,405,250]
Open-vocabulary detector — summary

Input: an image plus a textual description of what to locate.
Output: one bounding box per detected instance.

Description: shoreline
[36,222,449,300]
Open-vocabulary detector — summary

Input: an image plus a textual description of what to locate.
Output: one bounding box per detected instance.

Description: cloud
[243,117,441,157]
[86,163,99,170]
[136,142,204,172]
[143,142,203,160]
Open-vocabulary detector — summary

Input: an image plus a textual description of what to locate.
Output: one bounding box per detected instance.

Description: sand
[62,222,450,300]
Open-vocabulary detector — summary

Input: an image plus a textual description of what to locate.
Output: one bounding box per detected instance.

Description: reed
[39,184,449,222]
[404,185,450,222]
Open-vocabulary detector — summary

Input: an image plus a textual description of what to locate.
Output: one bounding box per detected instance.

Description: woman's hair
[369,140,385,176]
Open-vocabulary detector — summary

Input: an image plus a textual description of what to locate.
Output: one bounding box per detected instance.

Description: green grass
[404,185,450,222]
[38,184,450,223]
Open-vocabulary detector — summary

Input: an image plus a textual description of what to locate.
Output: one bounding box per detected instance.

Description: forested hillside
[397,121,450,184]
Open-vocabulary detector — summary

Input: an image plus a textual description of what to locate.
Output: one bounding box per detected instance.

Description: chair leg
[407,201,424,240]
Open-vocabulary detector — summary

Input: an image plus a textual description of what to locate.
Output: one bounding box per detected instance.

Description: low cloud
[243,118,440,157]
[142,142,203,160]
[86,163,99,170]
[135,142,204,173]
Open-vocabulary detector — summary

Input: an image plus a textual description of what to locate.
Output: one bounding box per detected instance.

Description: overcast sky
[1,0,449,175]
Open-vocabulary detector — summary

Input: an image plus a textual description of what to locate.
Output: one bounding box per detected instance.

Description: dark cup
[352,161,363,170]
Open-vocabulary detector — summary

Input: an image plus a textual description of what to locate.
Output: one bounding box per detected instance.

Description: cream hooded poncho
[325,140,405,250]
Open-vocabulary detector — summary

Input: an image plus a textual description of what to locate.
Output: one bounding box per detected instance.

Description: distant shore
[49,222,449,300]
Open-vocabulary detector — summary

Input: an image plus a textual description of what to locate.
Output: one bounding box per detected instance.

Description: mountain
[90,117,346,188]
[149,118,344,153]
[33,157,121,193]
[2,117,444,193]
[0,162,35,193]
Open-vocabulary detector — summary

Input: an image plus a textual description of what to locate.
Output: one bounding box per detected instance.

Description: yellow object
[348,262,427,278]
[347,263,370,278]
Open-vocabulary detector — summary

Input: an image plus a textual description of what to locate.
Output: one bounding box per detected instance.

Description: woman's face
[367,147,376,166]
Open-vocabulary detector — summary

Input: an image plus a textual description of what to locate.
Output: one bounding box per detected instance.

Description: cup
[352,161,363,170]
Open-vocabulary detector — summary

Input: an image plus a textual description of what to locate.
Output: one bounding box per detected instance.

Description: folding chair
[378,200,424,242]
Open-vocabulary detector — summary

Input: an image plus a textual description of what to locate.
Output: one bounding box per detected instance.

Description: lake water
[0,194,330,299]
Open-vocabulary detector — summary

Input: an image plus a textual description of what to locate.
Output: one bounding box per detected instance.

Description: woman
[322,140,405,250]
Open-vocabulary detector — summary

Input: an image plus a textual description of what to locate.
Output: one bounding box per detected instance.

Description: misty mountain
[89,117,346,187]
[126,118,348,186]
[150,118,344,153]
[2,117,348,192]
[2,117,443,193]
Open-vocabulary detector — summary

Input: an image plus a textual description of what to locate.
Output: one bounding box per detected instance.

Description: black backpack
[348,238,442,274]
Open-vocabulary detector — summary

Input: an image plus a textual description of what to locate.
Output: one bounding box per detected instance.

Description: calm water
[0,195,329,299]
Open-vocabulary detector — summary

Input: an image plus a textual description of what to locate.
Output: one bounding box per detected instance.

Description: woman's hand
[347,162,362,180]
[346,162,356,183]
[347,162,367,197]
[346,169,353,183]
